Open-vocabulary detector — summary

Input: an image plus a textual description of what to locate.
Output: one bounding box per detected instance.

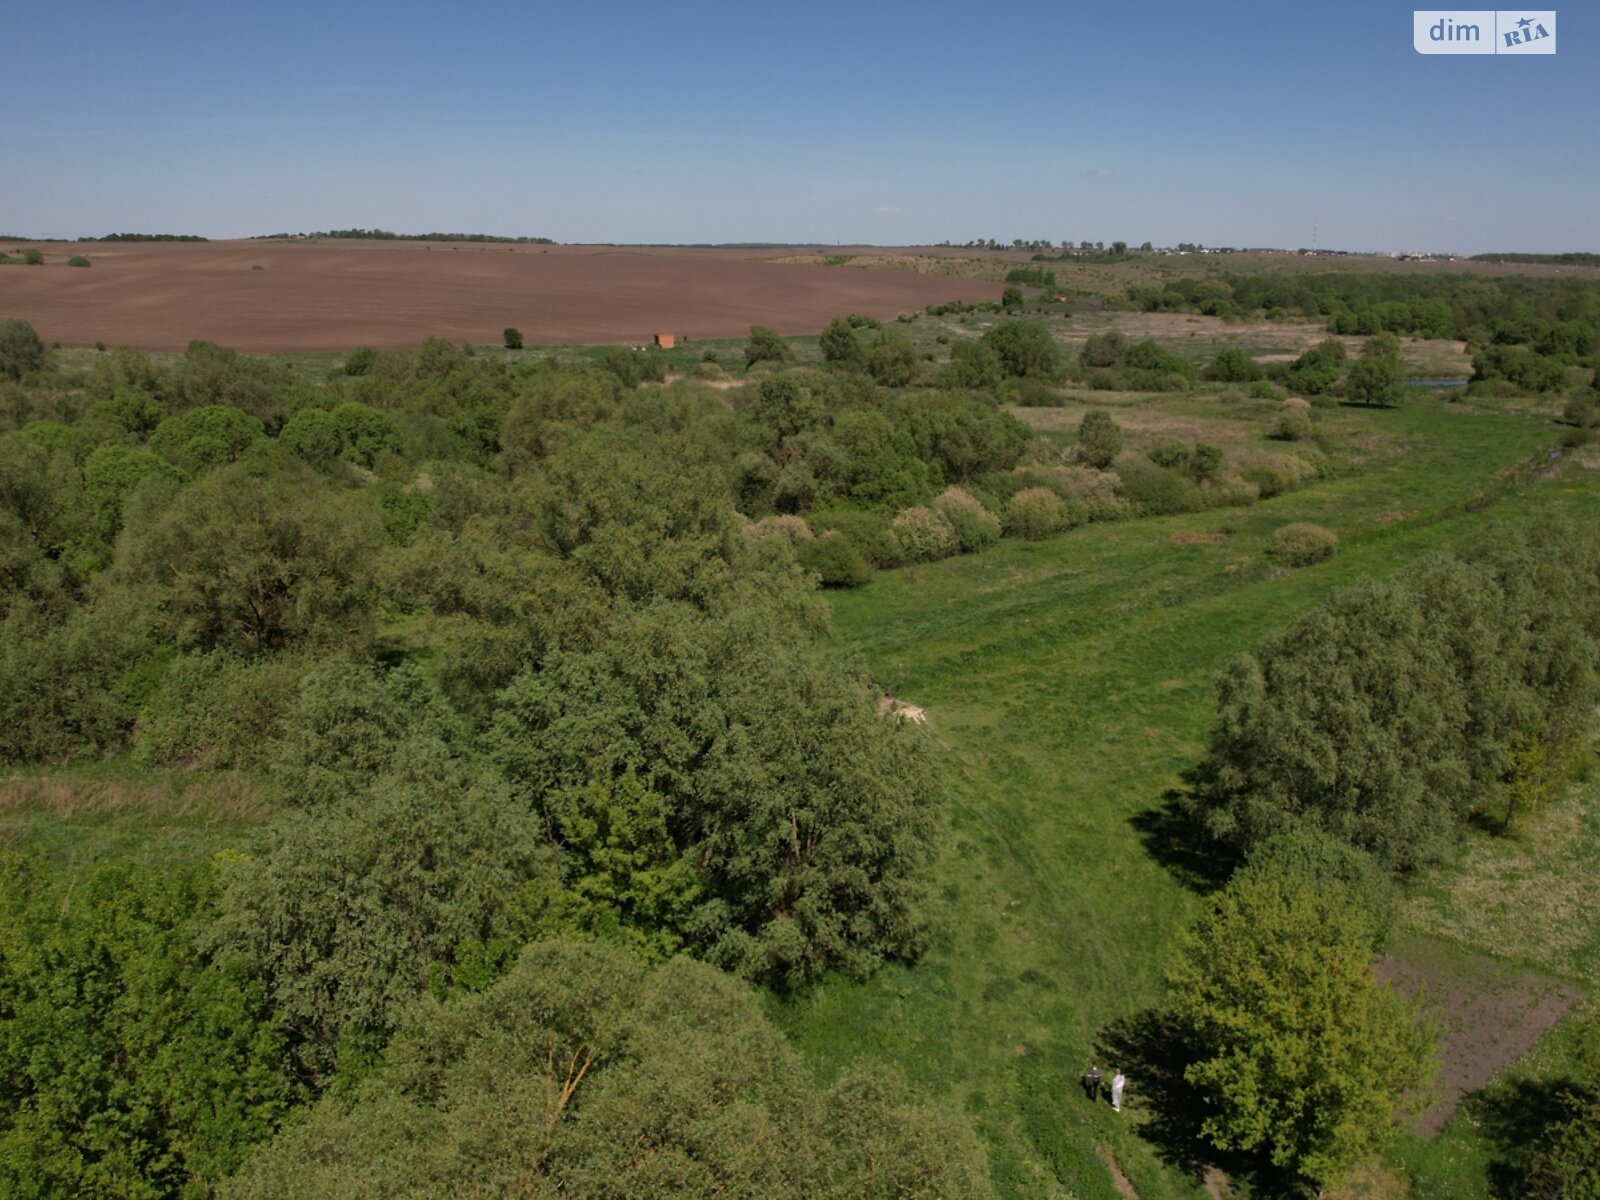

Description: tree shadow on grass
[1468,1077,1597,1198]
[1128,785,1240,895]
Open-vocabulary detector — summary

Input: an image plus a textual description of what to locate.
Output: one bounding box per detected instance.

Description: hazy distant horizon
[3,0,1595,256]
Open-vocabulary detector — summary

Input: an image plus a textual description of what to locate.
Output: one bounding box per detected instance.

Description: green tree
[1203,347,1264,382]
[819,315,861,363]
[503,326,524,350]
[1111,240,1128,255]
[979,320,1061,379]
[744,324,793,368]
[1077,409,1123,468]
[1167,870,1434,1193]
[1345,354,1406,407]
[1001,285,1024,310]
[862,331,919,386]
[0,318,47,380]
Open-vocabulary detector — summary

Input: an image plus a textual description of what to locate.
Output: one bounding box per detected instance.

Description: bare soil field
[1377,935,1586,1137]
[0,240,1007,353]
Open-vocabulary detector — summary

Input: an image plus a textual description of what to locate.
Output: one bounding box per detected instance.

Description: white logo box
[1414,10,1556,53]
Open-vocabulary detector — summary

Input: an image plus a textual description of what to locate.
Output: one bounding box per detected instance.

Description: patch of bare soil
[1094,1144,1140,1199]
[0,239,1007,352]
[1377,936,1586,1136]
[877,695,928,725]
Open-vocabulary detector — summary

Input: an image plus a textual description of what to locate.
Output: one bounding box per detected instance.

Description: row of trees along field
[0,304,1595,1196]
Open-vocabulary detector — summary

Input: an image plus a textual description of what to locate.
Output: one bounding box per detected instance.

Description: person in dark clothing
[1083,1063,1103,1103]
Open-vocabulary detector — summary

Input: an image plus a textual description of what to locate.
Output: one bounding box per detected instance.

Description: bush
[66,255,91,268]
[503,327,523,350]
[979,321,1061,379]
[796,530,873,587]
[931,486,1001,553]
[1271,522,1337,566]
[807,507,903,568]
[0,318,47,380]
[22,248,44,266]
[1271,409,1315,441]
[744,325,792,368]
[749,514,813,544]
[863,333,918,386]
[890,505,959,562]
[1204,348,1263,382]
[1564,393,1599,429]
[134,651,308,769]
[1115,459,1203,515]
[1004,487,1067,539]
[1077,409,1123,468]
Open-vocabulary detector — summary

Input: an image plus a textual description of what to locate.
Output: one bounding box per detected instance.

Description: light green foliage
[1235,829,1396,951]
[490,604,940,988]
[1004,485,1068,539]
[0,852,292,1199]
[213,740,558,1078]
[979,320,1061,379]
[830,407,940,508]
[500,368,620,468]
[891,503,959,562]
[224,939,992,1200]
[114,458,381,653]
[0,318,47,380]
[1270,521,1337,566]
[932,485,1001,552]
[1168,870,1434,1191]
[744,323,792,367]
[148,404,266,473]
[1077,408,1123,468]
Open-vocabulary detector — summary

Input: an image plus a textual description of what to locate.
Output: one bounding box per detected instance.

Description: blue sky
[3,1,1594,252]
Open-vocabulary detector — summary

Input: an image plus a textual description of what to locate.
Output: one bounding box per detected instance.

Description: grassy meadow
[779,392,1599,1198]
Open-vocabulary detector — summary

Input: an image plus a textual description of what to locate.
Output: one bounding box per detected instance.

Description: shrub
[979,321,1061,379]
[66,255,91,268]
[744,325,792,368]
[1077,409,1123,468]
[796,530,873,587]
[0,318,47,380]
[1271,522,1337,566]
[1563,393,1598,429]
[932,486,1001,553]
[1271,409,1315,441]
[1204,347,1263,382]
[750,514,814,544]
[342,346,378,377]
[503,327,523,350]
[134,651,308,769]
[1346,354,1406,408]
[1004,487,1067,539]
[807,507,902,568]
[1115,459,1203,515]
[890,505,959,562]
[22,248,44,266]
[862,333,918,386]
[1079,331,1127,368]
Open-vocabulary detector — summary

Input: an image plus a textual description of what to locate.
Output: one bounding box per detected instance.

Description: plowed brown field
[0,240,1008,353]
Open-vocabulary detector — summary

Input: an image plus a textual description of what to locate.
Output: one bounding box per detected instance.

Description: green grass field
[779,394,1599,1198]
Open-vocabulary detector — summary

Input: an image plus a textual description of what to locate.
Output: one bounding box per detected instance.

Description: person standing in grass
[1084,1063,1102,1103]
[1111,1069,1126,1112]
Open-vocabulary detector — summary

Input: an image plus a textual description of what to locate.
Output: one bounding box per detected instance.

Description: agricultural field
[2,258,1599,1198]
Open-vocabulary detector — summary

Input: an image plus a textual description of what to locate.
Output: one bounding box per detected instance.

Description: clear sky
[3,0,1594,252]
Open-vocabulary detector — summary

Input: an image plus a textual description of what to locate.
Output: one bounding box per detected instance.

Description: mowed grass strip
[782,396,1596,1198]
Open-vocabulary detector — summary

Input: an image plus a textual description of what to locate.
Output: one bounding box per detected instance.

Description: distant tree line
[75,232,210,242]
[254,228,555,243]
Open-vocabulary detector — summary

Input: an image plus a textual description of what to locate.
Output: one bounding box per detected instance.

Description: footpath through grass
[781,396,1598,1199]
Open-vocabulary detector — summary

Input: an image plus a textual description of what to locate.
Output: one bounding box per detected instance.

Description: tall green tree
[1167,870,1434,1193]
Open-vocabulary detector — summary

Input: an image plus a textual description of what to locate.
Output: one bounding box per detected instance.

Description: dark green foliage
[134,650,308,769]
[1001,285,1024,309]
[1525,1091,1600,1199]
[66,254,91,267]
[148,404,266,473]
[224,939,992,1200]
[744,324,792,367]
[1203,347,1263,382]
[113,458,381,653]
[863,331,919,386]
[1346,347,1407,408]
[328,400,400,466]
[747,373,826,442]
[277,405,340,464]
[797,529,874,586]
[1199,528,1600,870]
[1567,393,1600,429]
[820,314,861,363]
[1077,408,1123,468]
[1283,338,1346,396]
[1115,459,1204,516]
[1472,344,1570,393]
[490,604,940,988]
[0,853,292,1199]
[980,320,1061,379]
[341,345,378,376]
[213,740,558,1079]
[502,326,523,350]
[0,318,47,380]
[939,338,1004,389]
[21,248,44,265]
[1079,330,1127,369]
[170,340,285,422]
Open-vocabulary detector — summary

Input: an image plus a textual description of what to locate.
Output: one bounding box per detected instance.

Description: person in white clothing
[1110,1070,1126,1112]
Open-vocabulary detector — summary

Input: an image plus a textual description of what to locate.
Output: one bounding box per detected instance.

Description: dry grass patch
[0,771,269,826]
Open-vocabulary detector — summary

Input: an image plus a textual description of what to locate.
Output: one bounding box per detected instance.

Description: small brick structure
[654,332,675,349]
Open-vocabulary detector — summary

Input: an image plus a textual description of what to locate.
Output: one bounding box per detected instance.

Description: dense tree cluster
[1197,519,1600,871]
